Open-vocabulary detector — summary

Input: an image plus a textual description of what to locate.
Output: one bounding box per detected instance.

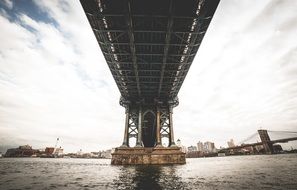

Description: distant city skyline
[1,0,297,153]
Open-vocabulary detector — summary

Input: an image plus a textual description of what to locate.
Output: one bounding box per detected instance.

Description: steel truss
[80,0,220,148]
[80,0,220,103]
[121,102,176,147]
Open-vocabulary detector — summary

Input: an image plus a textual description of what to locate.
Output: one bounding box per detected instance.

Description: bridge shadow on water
[113,165,185,190]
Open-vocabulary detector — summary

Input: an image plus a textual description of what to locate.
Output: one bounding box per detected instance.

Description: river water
[0,154,296,190]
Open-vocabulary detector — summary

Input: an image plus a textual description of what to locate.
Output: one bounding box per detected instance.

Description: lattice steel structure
[80,0,220,148]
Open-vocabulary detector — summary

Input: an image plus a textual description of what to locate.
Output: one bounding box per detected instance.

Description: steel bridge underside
[81,0,219,104]
[81,0,220,152]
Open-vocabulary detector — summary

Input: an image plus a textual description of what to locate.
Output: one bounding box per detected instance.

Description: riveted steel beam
[126,0,141,97]
[158,0,174,96]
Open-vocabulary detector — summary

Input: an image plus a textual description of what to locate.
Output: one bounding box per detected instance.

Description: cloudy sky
[0,0,297,153]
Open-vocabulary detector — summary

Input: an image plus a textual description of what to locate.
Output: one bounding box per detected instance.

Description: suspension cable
[268,130,297,134]
[239,132,258,144]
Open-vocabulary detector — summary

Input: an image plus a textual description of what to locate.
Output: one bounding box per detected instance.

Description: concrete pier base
[111,147,186,165]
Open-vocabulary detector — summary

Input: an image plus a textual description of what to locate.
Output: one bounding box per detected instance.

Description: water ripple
[0,155,296,189]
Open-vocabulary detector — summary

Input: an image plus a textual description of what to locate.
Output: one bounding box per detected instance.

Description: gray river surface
[0,154,297,190]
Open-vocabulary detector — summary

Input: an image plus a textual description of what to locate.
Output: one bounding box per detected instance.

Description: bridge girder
[81,0,220,105]
[80,0,220,148]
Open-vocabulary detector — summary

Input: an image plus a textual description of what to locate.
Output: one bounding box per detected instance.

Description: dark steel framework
[80,0,220,147]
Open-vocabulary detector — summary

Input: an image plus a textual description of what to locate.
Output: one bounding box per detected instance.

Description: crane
[53,137,59,156]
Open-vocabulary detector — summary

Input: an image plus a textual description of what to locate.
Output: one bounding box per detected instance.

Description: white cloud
[175,0,297,148]
[0,0,297,152]
[0,0,122,152]
[2,0,13,10]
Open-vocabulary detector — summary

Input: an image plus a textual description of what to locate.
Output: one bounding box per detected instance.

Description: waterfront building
[77,149,83,156]
[187,146,197,152]
[99,149,112,158]
[204,141,216,153]
[176,139,187,153]
[45,147,64,156]
[90,152,100,157]
[197,141,204,152]
[45,147,55,154]
[5,145,37,157]
[55,147,64,156]
[227,139,235,147]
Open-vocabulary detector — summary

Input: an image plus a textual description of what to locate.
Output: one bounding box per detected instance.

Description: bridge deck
[221,137,297,151]
[81,0,220,104]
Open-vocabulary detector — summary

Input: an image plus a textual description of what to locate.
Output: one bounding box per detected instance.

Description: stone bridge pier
[80,0,220,164]
[111,97,185,165]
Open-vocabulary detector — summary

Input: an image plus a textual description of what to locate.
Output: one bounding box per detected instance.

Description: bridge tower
[111,97,185,164]
[120,97,179,148]
[80,0,220,164]
[258,129,274,154]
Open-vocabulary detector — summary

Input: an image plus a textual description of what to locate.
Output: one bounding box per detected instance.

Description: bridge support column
[112,97,185,165]
[136,106,143,147]
[258,129,274,154]
[155,107,162,147]
[121,107,130,147]
[169,107,176,147]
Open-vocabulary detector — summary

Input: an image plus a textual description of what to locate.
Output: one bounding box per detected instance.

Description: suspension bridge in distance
[220,129,297,154]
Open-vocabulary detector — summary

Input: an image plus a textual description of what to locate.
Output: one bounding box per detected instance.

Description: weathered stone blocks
[111,147,186,165]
